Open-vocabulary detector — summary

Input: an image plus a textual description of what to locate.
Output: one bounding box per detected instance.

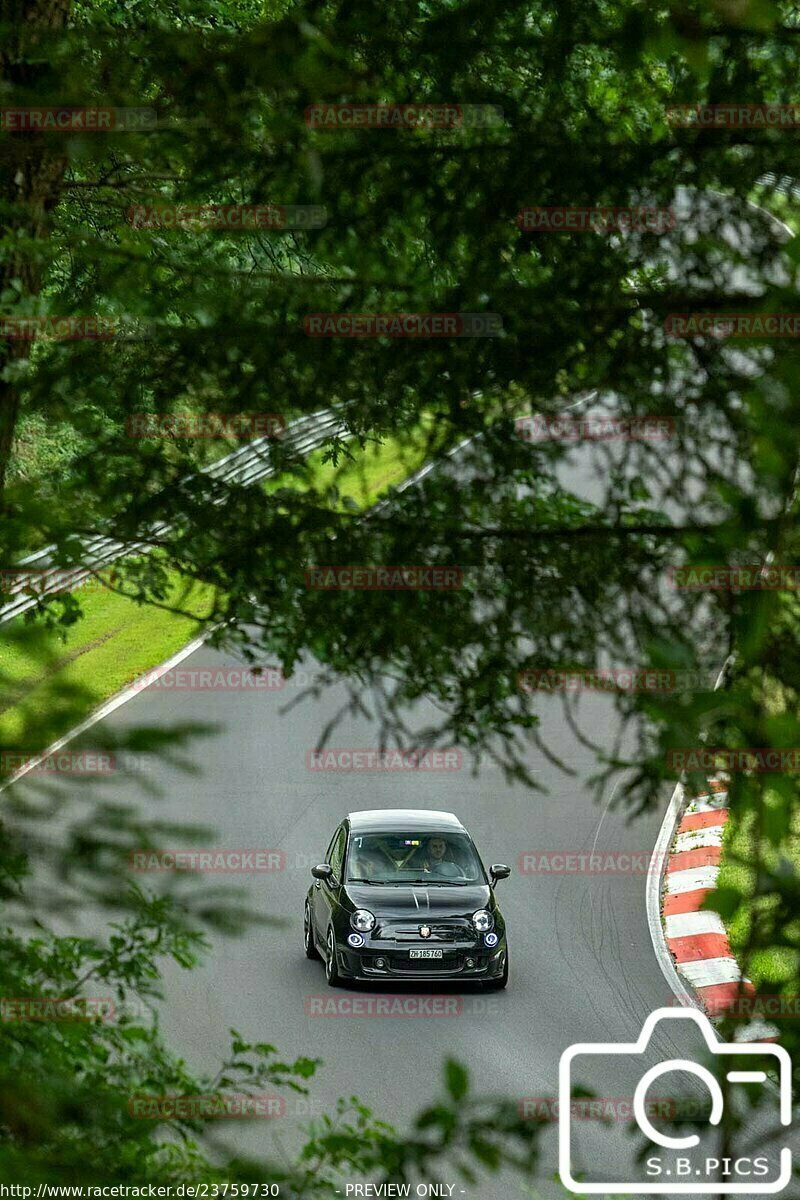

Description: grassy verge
[0,422,439,759]
[715,795,800,987]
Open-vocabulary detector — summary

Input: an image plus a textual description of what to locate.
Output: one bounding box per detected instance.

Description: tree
[2,0,800,1190]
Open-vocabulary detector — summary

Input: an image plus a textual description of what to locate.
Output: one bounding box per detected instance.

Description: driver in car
[420,836,461,878]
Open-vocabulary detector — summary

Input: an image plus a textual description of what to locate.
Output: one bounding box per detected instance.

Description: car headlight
[351,908,376,932]
[472,909,494,933]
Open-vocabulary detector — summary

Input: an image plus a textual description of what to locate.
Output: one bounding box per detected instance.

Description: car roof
[347,808,466,833]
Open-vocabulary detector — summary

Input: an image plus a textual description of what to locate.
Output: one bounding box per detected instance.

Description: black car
[304,808,511,988]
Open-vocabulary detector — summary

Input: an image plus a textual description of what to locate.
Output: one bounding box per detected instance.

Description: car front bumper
[334,938,507,981]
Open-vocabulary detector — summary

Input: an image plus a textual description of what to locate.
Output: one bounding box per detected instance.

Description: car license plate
[410,948,443,959]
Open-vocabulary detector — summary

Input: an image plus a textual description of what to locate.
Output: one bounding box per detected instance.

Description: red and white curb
[662,776,779,1043]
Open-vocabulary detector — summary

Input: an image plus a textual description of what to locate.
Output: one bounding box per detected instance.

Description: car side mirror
[311,863,334,882]
[490,864,511,884]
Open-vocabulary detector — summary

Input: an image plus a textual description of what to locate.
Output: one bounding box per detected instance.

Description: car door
[313,824,347,939]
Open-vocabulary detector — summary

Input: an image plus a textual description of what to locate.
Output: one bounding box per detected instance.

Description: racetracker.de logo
[303,313,502,337]
[517,206,676,233]
[127,204,326,230]
[665,313,800,338]
[0,316,118,340]
[130,666,285,692]
[304,995,463,1017]
[519,1096,679,1121]
[669,564,800,591]
[0,751,116,776]
[516,415,674,442]
[304,103,503,129]
[125,412,285,438]
[128,1093,285,1119]
[518,669,679,694]
[667,747,800,773]
[129,849,286,873]
[306,748,462,771]
[305,566,463,590]
[518,851,658,875]
[0,106,156,131]
[666,103,800,128]
[1,997,115,1022]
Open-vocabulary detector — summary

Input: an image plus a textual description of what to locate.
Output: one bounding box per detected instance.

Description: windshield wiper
[347,877,390,885]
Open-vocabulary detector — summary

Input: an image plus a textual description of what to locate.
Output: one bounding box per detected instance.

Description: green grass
[0,423,439,761]
[0,568,217,755]
[715,788,800,987]
[263,416,439,507]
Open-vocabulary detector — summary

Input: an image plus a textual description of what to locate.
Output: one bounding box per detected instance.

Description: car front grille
[388,955,463,972]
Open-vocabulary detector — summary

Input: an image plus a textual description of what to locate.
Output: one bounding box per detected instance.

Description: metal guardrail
[0,408,348,624]
[756,172,800,200]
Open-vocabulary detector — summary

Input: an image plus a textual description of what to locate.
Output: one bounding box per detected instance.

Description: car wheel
[485,949,508,991]
[325,928,342,987]
[304,901,320,960]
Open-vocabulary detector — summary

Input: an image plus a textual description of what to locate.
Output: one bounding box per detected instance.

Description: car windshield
[346,830,486,885]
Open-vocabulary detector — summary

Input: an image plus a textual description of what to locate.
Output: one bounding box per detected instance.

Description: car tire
[304,901,320,960]
[485,949,509,990]
[325,928,342,987]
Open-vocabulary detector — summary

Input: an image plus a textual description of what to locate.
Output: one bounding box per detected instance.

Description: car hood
[344,881,491,918]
